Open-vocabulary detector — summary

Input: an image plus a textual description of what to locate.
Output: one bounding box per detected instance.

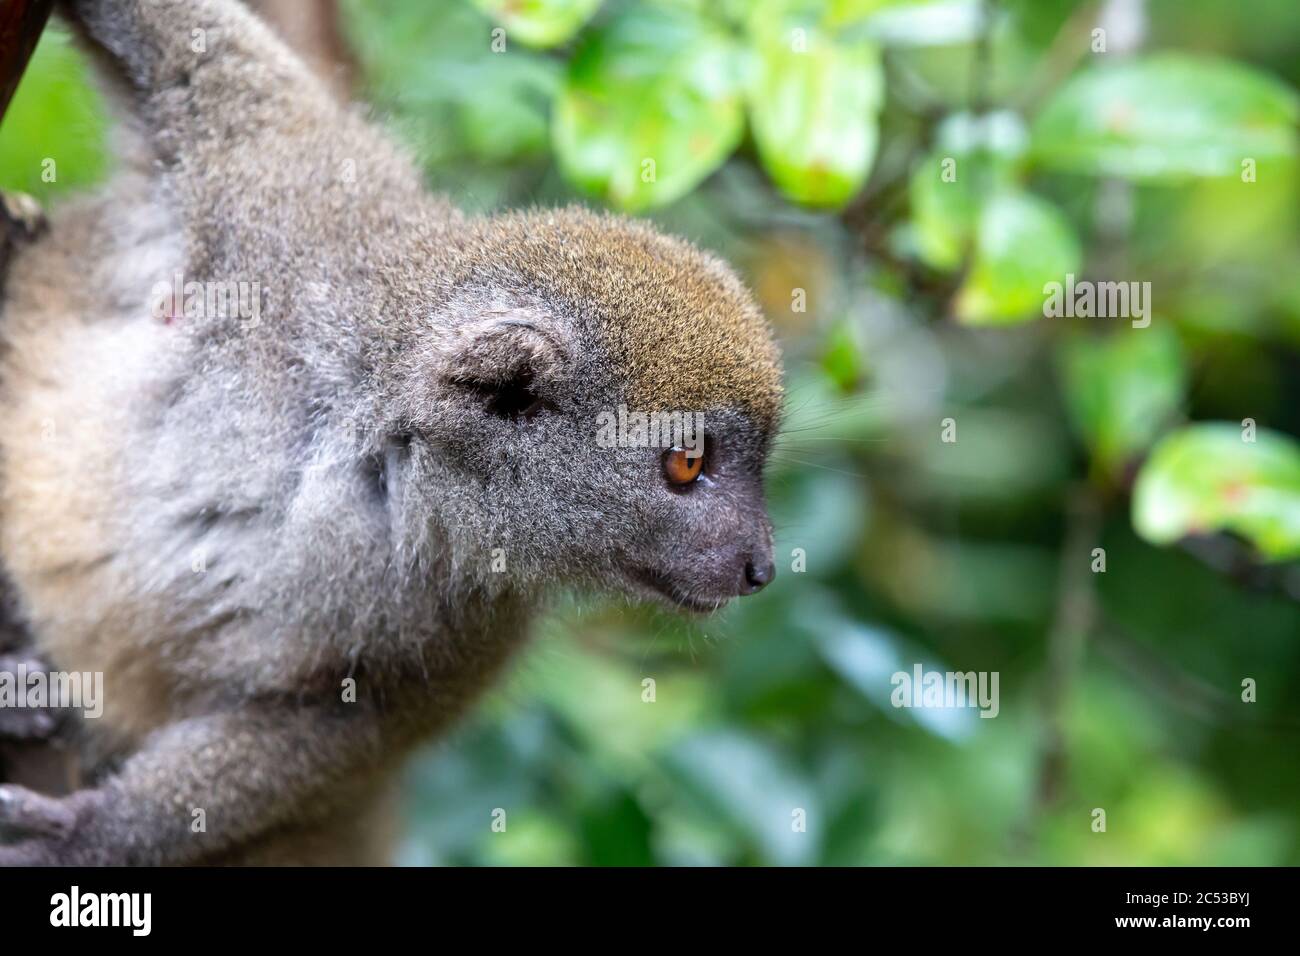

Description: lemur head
[378,207,783,612]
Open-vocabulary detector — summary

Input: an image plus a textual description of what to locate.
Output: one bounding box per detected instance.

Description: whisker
[775,435,889,445]
[768,455,874,479]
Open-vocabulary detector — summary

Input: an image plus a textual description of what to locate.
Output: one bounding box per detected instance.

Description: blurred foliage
[553,4,746,210]
[2,0,1298,865]
[1030,54,1300,179]
[0,29,106,198]
[1133,424,1300,561]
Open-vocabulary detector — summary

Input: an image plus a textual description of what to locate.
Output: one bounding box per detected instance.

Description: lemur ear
[442,310,571,419]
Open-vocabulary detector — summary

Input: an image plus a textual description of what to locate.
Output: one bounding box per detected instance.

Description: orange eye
[663,447,704,485]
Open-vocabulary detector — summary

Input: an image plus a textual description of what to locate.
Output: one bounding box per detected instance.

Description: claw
[0,191,47,242]
[0,190,47,291]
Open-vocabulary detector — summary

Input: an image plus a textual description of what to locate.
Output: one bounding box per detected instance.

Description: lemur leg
[0,703,384,865]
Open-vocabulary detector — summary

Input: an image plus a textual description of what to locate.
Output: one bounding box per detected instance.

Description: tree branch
[0,0,54,129]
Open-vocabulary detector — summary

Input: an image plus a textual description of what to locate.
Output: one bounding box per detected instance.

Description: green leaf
[908,112,1026,271]
[1059,327,1187,477]
[909,159,978,270]
[933,109,1029,158]
[842,0,987,46]
[746,24,883,207]
[809,613,977,739]
[578,790,655,867]
[343,0,560,166]
[1031,54,1300,180]
[471,0,603,49]
[663,729,820,865]
[1132,424,1300,561]
[820,317,869,390]
[516,628,708,775]
[553,6,745,211]
[0,28,108,200]
[954,190,1081,325]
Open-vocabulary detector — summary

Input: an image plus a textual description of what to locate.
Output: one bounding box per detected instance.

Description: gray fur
[0,0,782,864]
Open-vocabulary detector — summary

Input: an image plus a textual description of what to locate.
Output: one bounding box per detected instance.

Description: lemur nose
[742,558,775,594]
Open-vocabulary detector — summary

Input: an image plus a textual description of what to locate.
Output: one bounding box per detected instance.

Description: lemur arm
[63,0,424,284]
[65,0,326,128]
[0,702,384,865]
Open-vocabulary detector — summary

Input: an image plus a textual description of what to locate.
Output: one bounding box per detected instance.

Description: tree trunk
[0,0,54,128]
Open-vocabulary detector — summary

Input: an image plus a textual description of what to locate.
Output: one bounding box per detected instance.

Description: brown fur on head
[458,209,784,429]
[365,203,786,613]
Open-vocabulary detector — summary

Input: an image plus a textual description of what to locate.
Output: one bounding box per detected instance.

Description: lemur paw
[0,787,109,866]
[0,654,67,741]
[0,784,78,866]
[0,785,75,837]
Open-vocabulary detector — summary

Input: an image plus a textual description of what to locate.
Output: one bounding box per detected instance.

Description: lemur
[0,0,782,865]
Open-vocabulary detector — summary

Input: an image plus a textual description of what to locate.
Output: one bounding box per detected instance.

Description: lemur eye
[663,447,704,486]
